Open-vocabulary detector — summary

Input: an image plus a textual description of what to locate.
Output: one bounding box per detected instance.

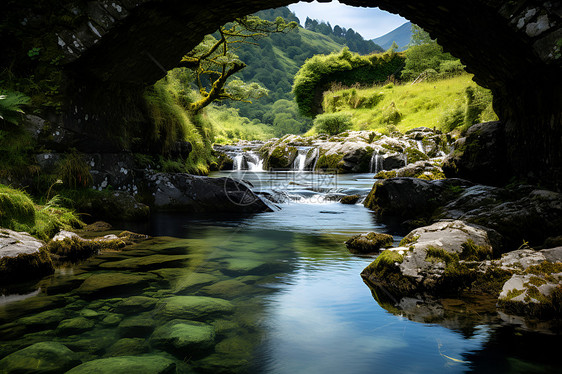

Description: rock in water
[361,220,496,295]
[154,296,234,321]
[345,232,393,254]
[149,320,215,357]
[442,121,509,186]
[0,229,54,283]
[0,341,81,373]
[143,172,272,213]
[65,355,176,374]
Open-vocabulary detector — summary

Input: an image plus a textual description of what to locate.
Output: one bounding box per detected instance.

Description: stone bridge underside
[2,0,562,188]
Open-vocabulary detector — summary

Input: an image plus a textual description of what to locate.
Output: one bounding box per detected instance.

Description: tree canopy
[180,15,297,113]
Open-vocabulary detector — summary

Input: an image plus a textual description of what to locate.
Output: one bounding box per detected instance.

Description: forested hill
[223,7,383,135]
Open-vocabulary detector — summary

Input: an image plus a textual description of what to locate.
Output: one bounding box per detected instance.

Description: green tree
[180,15,297,113]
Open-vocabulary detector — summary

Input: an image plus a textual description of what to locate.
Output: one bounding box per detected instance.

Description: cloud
[288,0,409,39]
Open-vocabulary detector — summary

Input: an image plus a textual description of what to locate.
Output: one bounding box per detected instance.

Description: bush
[313,112,353,135]
[381,102,401,125]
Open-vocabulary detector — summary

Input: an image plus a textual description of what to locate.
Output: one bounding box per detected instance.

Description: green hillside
[309,74,498,135]
[222,7,383,135]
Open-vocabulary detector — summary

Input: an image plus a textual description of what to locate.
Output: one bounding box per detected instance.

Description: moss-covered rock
[265,145,298,169]
[154,296,234,321]
[345,232,394,254]
[0,229,54,284]
[99,254,189,271]
[149,319,215,357]
[77,272,156,298]
[118,316,156,338]
[0,342,81,374]
[65,355,176,374]
[104,338,149,358]
[340,194,361,204]
[56,317,95,336]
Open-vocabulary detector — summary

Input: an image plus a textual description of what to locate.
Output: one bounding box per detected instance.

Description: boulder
[0,342,81,374]
[442,121,510,186]
[339,194,361,204]
[0,229,53,283]
[77,272,156,297]
[56,317,95,335]
[142,172,272,213]
[149,319,215,356]
[65,355,176,374]
[361,220,497,296]
[99,254,189,271]
[345,232,394,254]
[154,296,234,321]
[104,338,149,357]
[118,316,156,338]
[264,145,298,169]
[363,177,472,224]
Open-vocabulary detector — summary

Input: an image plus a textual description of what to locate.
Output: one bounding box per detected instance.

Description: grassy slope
[314,74,497,134]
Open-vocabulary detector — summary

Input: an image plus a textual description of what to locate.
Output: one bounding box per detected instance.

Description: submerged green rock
[104,338,149,357]
[154,296,234,321]
[77,272,156,297]
[65,355,176,374]
[149,319,215,356]
[99,254,189,271]
[56,317,95,336]
[0,341,81,374]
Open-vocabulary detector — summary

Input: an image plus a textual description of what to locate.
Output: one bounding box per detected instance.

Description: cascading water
[416,140,425,154]
[233,153,244,171]
[246,151,264,172]
[293,147,312,171]
[369,151,382,174]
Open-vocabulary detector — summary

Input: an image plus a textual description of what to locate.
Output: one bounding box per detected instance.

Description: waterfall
[369,151,382,174]
[293,147,311,171]
[246,151,264,172]
[233,153,244,171]
[416,140,425,154]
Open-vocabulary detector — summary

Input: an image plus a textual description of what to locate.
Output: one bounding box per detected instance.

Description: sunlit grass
[314,74,497,134]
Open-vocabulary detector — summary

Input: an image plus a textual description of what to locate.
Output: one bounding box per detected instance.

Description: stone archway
[1,0,561,188]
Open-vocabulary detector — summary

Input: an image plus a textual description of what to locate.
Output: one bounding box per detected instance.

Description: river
[0,170,560,373]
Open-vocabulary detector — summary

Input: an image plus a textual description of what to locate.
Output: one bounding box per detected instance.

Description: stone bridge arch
[1,0,561,188]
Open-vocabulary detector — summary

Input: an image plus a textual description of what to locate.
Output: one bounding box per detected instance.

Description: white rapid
[416,140,425,153]
[369,151,382,174]
[233,153,244,171]
[246,151,264,172]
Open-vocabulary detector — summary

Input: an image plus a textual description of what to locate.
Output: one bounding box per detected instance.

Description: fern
[0,90,30,125]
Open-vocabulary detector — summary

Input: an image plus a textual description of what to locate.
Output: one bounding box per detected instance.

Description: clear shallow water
[1,171,561,373]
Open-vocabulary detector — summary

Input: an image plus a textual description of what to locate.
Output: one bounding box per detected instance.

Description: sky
[288,0,409,40]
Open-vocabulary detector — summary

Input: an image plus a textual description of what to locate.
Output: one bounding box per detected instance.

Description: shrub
[56,151,93,189]
[313,112,353,135]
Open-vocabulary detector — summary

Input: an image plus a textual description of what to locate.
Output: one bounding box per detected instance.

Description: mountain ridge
[372,22,412,51]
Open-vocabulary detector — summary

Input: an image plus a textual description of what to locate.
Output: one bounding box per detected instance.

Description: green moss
[398,234,419,247]
[525,262,562,279]
[404,147,430,163]
[425,246,458,264]
[365,249,404,275]
[374,170,397,179]
[417,170,446,180]
[527,276,547,287]
[506,288,525,300]
[55,151,93,189]
[460,239,492,261]
[0,185,83,241]
[314,153,344,171]
[340,194,360,204]
[44,236,126,262]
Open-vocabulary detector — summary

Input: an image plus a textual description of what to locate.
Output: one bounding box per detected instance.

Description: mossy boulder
[56,317,95,336]
[99,254,189,271]
[113,296,157,314]
[0,342,81,374]
[361,220,497,296]
[77,272,156,298]
[149,319,215,357]
[264,145,298,169]
[340,194,361,204]
[104,338,149,357]
[345,232,394,254]
[65,355,176,374]
[172,272,219,294]
[442,121,509,186]
[0,229,54,283]
[363,177,471,225]
[118,316,156,338]
[154,296,234,321]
